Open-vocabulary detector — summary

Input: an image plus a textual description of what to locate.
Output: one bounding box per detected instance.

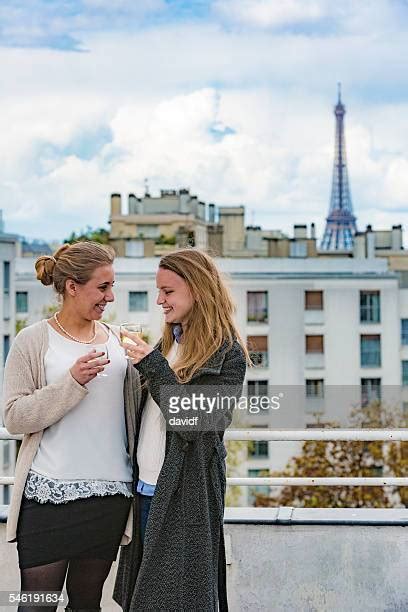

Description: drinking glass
[120,323,143,359]
[92,344,109,377]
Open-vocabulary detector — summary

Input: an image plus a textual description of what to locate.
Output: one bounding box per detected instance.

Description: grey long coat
[113,339,246,612]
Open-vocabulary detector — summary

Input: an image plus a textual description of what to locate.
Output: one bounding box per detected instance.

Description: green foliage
[155,234,176,245]
[15,318,28,334]
[225,440,247,506]
[42,304,59,318]
[64,227,110,245]
[255,400,407,509]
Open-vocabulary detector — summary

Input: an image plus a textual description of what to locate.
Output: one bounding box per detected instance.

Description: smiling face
[156,267,195,327]
[65,264,115,320]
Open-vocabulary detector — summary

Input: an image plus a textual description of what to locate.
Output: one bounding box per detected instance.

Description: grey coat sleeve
[135,341,246,441]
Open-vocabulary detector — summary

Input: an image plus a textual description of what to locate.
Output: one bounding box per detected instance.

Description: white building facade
[0,234,18,505]
[6,256,405,504]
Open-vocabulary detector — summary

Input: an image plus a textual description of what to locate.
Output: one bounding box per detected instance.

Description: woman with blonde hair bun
[114,247,250,612]
[2,241,140,612]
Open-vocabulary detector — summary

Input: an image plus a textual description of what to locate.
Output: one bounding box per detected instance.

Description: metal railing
[1,426,408,488]
[225,428,408,487]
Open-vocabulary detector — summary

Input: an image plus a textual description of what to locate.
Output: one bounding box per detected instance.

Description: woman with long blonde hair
[114,248,249,612]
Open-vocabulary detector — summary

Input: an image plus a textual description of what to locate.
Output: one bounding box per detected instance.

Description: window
[3,485,10,505]
[248,468,270,505]
[16,291,28,313]
[398,272,408,289]
[3,261,10,294]
[401,320,408,345]
[137,225,160,239]
[305,335,324,354]
[248,441,269,459]
[125,241,144,257]
[305,291,323,311]
[289,241,307,258]
[361,335,381,367]
[247,380,269,398]
[3,335,10,365]
[306,379,324,398]
[360,291,380,323]
[129,291,148,312]
[247,291,268,323]
[402,362,408,386]
[361,378,381,407]
[247,335,268,367]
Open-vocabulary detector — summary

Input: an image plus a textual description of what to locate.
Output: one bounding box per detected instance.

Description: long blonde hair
[159,248,251,382]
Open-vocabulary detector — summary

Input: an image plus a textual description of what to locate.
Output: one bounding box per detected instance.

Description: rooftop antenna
[144,178,150,197]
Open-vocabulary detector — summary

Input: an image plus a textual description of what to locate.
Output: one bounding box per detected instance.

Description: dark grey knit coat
[113,339,246,612]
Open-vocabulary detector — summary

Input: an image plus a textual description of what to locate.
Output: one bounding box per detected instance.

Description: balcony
[1,428,408,610]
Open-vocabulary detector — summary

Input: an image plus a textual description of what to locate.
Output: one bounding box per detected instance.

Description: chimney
[110,193,122,216]
[391,224,403,251]
[208,203,216,223]
[293,224,307,239]
[128,194,138,215]
[366,225,375,259]
[310,223,316,240]
[179,191,190,213]
[197,201,206,221]
[353,232,366,259]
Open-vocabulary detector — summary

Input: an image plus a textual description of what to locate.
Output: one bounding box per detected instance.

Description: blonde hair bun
[35,255,57,286]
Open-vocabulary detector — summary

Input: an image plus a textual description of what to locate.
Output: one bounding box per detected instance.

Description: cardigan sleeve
[135,341,246,441]
[2,341,89,435]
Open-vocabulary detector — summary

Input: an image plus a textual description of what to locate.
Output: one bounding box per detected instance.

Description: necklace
[54,312,98,344]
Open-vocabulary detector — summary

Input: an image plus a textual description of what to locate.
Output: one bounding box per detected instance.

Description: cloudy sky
[1,0,408,243]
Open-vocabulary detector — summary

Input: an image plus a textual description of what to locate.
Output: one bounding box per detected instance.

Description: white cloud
[213,0,407,35]
[384,158,408,205]
[214,0,326,28]
[0,8,408,241]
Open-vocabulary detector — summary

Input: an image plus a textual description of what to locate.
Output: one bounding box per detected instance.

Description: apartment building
[108,189,290,258]
[0,232,18,505]
[10,255,406,504]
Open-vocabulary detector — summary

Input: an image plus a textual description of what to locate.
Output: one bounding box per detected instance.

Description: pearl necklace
[54,312,98,344]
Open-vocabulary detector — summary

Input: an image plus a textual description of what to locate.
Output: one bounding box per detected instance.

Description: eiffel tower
[320,84,357,251]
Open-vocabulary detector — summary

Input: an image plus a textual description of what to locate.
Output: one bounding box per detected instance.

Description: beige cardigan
[2,319,140,544]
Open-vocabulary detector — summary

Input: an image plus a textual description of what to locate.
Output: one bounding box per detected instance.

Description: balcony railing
[2,427,408,489]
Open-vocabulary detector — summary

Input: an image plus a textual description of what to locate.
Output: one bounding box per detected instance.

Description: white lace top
[24,470,132,504]
[24,323,133,504]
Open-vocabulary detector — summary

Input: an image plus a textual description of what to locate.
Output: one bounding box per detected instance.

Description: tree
[42,304,59,318]
[64,227,110,245]
[225,440,248,506]
[155,234,176,245]
[255,400,407,508]
[15,318,28,334]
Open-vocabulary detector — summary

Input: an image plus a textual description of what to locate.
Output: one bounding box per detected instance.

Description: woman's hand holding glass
[70,350,109,385]
[121,330,154,364]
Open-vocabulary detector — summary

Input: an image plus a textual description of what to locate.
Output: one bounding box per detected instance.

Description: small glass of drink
[120,323,143,358]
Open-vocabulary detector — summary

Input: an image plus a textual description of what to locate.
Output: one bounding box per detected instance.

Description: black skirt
[17,494,132,570]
